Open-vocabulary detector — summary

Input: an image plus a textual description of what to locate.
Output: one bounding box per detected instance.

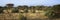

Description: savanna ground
[0,10,60,20]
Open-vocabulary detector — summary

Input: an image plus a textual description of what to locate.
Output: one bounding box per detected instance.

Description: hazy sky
[0,0,60,6]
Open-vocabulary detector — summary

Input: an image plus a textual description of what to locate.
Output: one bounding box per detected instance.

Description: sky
[0,0,60,6]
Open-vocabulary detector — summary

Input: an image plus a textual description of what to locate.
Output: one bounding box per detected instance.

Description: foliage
[45,4,60,18]
[0,6,4,13]
[12,8,19,13]
[24,10,28,13]
[52,4,60,11]
[45,10,55,18]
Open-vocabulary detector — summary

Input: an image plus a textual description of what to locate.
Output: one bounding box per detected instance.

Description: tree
[52,4,60,18]
[35,5,45,10]
[45,4,60,19]
[3,6,7,9]
[18,5,22,9]
[23,5,28,13]
[30,6,36,13]
[0,6,4,13]
[52,4,60,11]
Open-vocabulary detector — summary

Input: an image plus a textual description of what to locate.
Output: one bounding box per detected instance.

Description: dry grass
[23,10,48,19]
[0,13,19,20]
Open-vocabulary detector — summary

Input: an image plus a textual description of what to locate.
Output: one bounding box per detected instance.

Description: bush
[12,8,19,13]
